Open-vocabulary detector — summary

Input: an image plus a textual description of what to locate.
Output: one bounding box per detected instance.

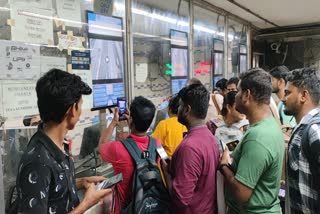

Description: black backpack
[120,136,170,214]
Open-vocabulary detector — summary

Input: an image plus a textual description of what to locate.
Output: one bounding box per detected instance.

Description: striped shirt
[286,108,320,214]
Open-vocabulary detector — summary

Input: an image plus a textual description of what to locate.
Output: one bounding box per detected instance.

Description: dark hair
[215,78,228,90]
[168,95,179,115]
[221,91,237,117]
[178,84,209,119]
[23,115,39,126]
[286,68,320,104]
[130,96,156,132]
[239,68,272,104]
[36,69,92,123]
[227,77,239,87]
[188,77,202,85]
[269,65,290,83]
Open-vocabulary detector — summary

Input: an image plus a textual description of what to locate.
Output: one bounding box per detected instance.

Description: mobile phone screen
[156,146,169,160]
[96,173,123,190]
[117,97,126,121]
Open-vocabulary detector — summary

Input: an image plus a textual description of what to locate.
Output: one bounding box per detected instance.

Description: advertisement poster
[0,40,40,80]
[2,82,38,118]
[71,51,90,70]
[40,56,67,75]
[56,0,82,27]
[72,70,93,110]
[10,3,54,44]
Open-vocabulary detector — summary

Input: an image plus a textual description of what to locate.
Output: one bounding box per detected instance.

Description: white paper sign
[40,56,67,75]
[9,0,53,9]
[0,40,40,80]
[56,0,82,27]
[58,33,84,50]
[10,3,54,44]
[2,82,38,118]
[72,70,93,110]
[135,63,148,82]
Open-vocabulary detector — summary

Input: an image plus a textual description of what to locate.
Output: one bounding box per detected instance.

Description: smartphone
[117,97,127,121]
[96,173,123,190]
[278,187,285,198]
[156,146,169,161]
[219,140,226,152]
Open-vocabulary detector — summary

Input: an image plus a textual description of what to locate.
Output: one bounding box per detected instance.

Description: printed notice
[9,0,53,9]
[135,63,148,82]
[10,3,54,44]
[40,56,67,76]
[0,40,40,80]
[72,70,93,109]
[2,82,38,118]
[56,0,82,27]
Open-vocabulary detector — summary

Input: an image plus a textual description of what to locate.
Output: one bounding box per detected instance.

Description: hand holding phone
[95,173,123,190]
[156,146,169,161]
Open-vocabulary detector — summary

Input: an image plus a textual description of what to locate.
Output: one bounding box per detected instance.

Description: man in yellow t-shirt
[153,95,187,157]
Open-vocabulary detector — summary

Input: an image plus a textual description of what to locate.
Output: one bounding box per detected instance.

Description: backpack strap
[147,136,157,161]
[121,138,144,165]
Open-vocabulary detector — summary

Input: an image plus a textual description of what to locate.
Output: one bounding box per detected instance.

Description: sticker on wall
[57,32,84,53]
[71,51,90,70]
[135,63,148,83]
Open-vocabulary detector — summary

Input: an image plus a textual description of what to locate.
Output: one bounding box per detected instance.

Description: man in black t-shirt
[16,69,111,214]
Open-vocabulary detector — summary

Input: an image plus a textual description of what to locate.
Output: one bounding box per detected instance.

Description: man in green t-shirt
[219,68,284,213]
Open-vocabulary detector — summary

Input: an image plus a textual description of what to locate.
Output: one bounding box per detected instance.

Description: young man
[220,68,284,213]
[99,96,161,213]
[161,84,220,214]
[16,69,111,214]
[153,94,187,157]
[215,78,228,96]
[226,77,239,92]
[270,65,296,126]
[283,68,320,213]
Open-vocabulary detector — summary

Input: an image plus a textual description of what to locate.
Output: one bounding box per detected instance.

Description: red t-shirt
[100,134,161,213]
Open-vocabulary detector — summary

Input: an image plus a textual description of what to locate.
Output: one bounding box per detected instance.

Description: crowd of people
[14,66,320,214]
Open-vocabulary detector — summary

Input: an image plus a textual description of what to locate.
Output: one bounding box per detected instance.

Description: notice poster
[40,56,67,75]
[10,3,54,44]
[2,82,38,118]
[71,51,90,70]
[9,0,53,9]
[0,40,40,80]
[56,0,82,27]
[72,70,93,109]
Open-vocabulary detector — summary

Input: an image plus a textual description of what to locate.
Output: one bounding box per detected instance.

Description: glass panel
[193,5,224,90]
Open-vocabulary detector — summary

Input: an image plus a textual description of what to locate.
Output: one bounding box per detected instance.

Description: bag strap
[212,94,221,115]
[147,136,157,161]
[278,102,284,125]
[121,138,144,165]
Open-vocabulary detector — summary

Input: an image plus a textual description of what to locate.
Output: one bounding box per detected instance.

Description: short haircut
[270,65,290,83]
[221,91,237,117]
[239,68,272,104]
[286,68,320,104]
[178,84,209,119]
[188,78,202,85]
[23,115,38,126]
[227,77,239,86]
[36,69,92,123]
[130,96,156,132]
[215,78,228,90]
[168,94,180,115]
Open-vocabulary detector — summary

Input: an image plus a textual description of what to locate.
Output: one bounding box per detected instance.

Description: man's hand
[112,107,120,126]
[82,176,107,188]
[220,147,230,165]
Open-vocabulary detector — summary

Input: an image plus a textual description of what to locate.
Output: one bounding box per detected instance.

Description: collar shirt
[16,124,79,214]
[287,108,320,214]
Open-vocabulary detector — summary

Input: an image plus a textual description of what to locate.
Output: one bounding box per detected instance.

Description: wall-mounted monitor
[170,30,188,47]
[171,48,188,77]
[92,83,125,107]
[87,11,123,38]
[171,78,188,95]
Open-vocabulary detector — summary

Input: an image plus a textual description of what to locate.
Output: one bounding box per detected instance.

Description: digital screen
[214,53,223,75]
[87,12,123,37]
[171,48,188,77]
[90,38,124,81]
[93,83,125,107]
[171,78,188,95]
[170,30,188,47]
